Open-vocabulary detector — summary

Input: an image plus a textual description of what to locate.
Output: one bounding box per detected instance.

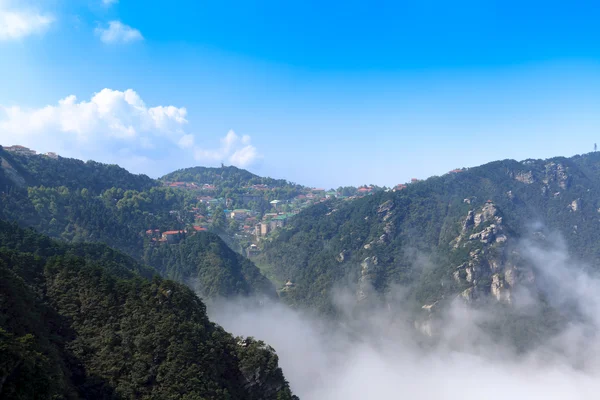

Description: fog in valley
[209,231,600,399]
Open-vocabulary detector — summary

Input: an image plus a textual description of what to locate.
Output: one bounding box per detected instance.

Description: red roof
[192,226,207,232]
[163,230,184,235]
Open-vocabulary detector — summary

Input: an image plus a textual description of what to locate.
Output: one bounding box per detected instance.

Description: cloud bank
[209,231,600,400]
[192,130,260,168]
[95,21,143,44]
[0,88,260,175]
[0,1,53,40]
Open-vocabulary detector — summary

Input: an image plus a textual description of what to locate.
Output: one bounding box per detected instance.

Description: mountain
[0,146,276,300]
[0,145,156,194]
[0,220,297,399]
[257,152,600,317]
[161,165,310,216]
[145,231,277,300]
[162,165,297,189]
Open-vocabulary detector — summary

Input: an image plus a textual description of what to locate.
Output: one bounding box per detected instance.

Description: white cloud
[95,20,143,44]
[210,231,600,400]
[0,89,261,175]
[0,89,187,172]
[194,129,261,168]
[0,2,54,40]
[102,0,119,5]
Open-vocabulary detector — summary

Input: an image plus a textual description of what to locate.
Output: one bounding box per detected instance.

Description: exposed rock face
[422,301,438,312]
[504,267,517,286]
[451,202,535,305]
[377,200,394,215]
[469,224,504,243]
[357,256,379,302]
[491,273,511,302]
[336,250,349,263]
[238,343,290,399]
[474,202,500,227]
[454,201,504,248]
[460,202,507,244]
[544,162,570,189]
[376,200,397,241]
[514,170,534,184]
[569,198,581,212]
[462,210,475,232]
[461,287,476,302]
[383,221,395,236]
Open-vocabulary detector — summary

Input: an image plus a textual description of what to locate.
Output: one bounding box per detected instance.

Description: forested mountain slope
[0,221,297,399]
[258,152,600,315]
[0,147,275,300]
[0,146,156,193]
[162,165,297,189]
[145,231,276,300]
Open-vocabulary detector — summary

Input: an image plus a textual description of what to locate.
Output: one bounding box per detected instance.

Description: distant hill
[0,146,278,301]
[258,152,600,320]
[0,220,297,399]
[0,145,156,194]
[161,165,298,189]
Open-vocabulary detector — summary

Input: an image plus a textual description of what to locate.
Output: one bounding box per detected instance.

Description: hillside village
[160,180,378,249]
[2,145,466,258]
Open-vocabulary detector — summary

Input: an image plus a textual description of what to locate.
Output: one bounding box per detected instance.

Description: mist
[208,231,600,399]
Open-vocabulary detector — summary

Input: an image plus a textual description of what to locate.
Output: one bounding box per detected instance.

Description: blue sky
[1,0,600,188]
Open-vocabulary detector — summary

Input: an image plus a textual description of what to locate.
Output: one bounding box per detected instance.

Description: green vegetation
[0,146,156,193]
[0,148,275,301]
[144,231,277,299]
[0,220,297,399]
[258,153,600,314]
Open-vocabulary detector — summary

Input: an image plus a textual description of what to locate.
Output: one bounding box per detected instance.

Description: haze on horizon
[1,0,600,188]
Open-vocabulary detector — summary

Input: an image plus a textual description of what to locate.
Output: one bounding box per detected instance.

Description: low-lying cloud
[209,230,600,399]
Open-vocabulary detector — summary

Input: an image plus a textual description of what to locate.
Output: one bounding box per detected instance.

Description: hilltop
[0,145,277,300]
[257,152,600,326]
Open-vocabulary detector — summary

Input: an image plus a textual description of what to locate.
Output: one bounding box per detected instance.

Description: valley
[4,144,600,398]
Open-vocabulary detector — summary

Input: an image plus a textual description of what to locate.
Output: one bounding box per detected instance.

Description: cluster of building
[166,181,198,189]
[253,212,296,239]
[146,226,207,244]
[3,145,58,159]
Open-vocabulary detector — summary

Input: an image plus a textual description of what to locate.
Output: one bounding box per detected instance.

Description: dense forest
[0,146,273,300]
[162,165,300,190]
[162,165,308,214]
[0,220,297,399]
[258,153,600,317]
[0,148,156,194]
[144,231,277,300]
